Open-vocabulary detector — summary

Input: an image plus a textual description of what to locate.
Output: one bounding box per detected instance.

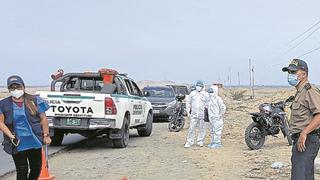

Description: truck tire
[50,129,64,146]
[137,113,153,137]
[113,116,130,148]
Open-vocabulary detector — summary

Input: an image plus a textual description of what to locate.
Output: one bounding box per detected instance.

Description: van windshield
[172,86,189,95]
[143,87,175,98]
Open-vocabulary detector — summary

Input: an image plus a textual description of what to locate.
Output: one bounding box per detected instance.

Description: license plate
[66,119,81,126]
[153,110,160,114]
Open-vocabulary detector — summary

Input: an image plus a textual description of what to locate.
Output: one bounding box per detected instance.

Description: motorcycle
[245,96,294,150]
[164,94,186,132]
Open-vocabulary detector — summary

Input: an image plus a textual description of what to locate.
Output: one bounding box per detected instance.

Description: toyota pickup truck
[37,70,153,148]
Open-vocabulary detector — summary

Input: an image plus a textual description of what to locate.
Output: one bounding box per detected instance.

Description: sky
[0,0,320,86]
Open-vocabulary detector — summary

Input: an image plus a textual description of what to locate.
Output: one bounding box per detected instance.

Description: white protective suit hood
[210,85,219,97]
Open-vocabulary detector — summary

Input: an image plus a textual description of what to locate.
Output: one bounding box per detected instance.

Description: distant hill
[137,80,190,89]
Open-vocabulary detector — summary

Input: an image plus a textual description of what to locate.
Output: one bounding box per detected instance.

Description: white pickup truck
[37,71,153,148]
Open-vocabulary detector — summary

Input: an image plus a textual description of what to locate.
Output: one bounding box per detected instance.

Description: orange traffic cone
[39,145,55,180]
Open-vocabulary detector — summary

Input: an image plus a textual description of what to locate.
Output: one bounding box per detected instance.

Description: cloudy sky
[0,0,319,86]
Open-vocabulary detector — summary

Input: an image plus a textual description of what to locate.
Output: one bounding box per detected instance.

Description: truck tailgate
[38,91,106,119]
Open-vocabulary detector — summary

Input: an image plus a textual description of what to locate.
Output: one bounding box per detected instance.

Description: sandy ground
[2,87,320,180]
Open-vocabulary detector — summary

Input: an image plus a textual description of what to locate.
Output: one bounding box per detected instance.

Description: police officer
[282,59,320,180]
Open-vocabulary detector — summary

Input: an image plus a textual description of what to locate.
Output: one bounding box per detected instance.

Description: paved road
[6,123,213,180]
[0,132,85,176]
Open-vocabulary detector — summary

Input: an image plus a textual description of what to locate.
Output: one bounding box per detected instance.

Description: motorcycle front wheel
[282,119,293,146]
[168,117,185,132]
[245,122,266,150]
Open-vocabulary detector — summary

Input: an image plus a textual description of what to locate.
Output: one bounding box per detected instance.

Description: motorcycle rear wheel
[168,117,185,132]
[245,122,266,150]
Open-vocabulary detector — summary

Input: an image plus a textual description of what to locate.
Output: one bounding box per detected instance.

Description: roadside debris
[271,162,287,169]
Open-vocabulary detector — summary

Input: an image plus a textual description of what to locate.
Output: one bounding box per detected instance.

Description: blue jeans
[291,134,320,180]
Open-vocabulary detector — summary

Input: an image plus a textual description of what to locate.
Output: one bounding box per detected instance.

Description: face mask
[10,89,24,99]
[196,86,202,92]
[288,74,300,87]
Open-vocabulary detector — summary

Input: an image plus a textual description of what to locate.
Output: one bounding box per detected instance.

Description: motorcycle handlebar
[272,96,294,109]
[285,96,295,103]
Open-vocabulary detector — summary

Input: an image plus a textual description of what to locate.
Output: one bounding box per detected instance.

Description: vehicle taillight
[105,98,117,115]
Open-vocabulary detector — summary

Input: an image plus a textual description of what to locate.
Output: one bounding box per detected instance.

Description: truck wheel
[50,129,64,146]
[137,113,153,137]
[113,116,130,148]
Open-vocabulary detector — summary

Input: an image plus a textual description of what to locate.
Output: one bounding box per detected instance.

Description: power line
[266,45,320,68]
[269,60,289,68]
[286,25,320,53]
[287,20,320,45]
[298,45,320,58]
[262,20,320,66]
[263,19,320,69]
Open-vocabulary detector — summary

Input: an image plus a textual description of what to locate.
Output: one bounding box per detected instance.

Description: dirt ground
[2,88,320,180]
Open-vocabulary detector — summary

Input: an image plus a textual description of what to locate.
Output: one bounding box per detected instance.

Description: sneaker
[197,142,204,147]
[209,143,223,149]
[184,143,192,148]
[207,143,214,148]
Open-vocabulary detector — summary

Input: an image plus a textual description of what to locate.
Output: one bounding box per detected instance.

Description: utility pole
[228,67,232,87]
[249,59,252,88]
[252,66,255,99]
[249,59,252,98]
[238,72,240,86]
[249,59,255,99]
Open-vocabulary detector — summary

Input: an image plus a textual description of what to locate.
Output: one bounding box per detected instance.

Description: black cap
[282,59,309,73]
[7,75,25,87]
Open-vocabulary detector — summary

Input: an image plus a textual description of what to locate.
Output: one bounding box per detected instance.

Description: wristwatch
[43,133,50,137]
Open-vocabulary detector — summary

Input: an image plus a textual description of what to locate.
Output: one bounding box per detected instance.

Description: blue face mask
[288,74,299,86]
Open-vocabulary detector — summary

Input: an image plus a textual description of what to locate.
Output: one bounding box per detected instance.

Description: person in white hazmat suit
[184,81,209,148]
[207,85,226,148]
